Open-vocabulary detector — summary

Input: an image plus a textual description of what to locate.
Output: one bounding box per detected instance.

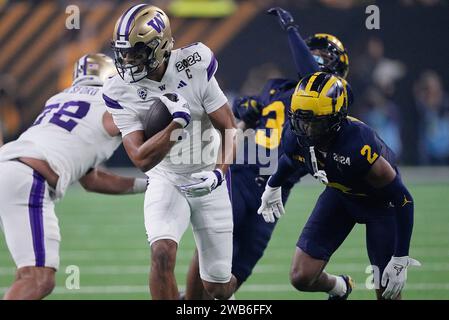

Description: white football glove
[257,184,284,223]
[381,256,421,299]
[179,169,224,197]
[160,93,191,128]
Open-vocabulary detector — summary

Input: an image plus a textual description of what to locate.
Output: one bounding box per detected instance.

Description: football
[143,95,174,140]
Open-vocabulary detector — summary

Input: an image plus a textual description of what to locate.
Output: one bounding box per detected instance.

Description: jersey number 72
[33,101,90,132]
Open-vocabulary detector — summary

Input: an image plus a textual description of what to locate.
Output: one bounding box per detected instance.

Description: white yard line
[0,283,448,295]
[0,262,448,276]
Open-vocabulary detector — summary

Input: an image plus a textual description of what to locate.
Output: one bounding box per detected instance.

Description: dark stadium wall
[214,3,449,165]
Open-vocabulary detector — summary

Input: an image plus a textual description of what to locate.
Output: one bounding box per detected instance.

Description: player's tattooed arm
[79,168,146,194]
[122,124,181,172]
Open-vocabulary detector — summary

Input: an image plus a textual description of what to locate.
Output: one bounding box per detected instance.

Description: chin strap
[309,146,328,185]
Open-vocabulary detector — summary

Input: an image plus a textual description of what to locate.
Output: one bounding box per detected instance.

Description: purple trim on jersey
[102,94,123,109]
[28,171,46,267]
[206,54,217,81]
[83,55,88,75]
[116,5,135,40]
[172,111,191,126]
[225,168,232,202]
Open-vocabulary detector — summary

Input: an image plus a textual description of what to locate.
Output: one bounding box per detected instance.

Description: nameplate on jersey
[175,52,201,72]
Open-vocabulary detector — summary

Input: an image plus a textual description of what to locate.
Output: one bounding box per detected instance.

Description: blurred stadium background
[0,0,448,299]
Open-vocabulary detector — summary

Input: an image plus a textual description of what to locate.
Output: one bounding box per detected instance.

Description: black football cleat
[328,275,354,300]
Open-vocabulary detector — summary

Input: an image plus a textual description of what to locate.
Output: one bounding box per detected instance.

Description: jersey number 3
[255,101,285,150]
[33,101,90,132]
[360,144,379,164]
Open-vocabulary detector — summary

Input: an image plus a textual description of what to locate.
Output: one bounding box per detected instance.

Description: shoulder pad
[175,42,217,81]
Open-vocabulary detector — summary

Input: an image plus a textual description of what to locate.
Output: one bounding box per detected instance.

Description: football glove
[381,256,421,299]
[179,169,224,197]
[257,183,285,223]
[233,96,262,127]
[267,7,297,31]
[160,93,191,128]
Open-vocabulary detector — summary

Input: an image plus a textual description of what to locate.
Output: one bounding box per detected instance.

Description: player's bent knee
[202,261,231,284]
[151,240,177,272]
[290,268,316,291]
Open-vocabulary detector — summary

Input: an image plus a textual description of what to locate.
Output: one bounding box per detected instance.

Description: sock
[328,275,347,297]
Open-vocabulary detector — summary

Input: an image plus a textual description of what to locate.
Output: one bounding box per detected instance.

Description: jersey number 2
[33,101,90,132]
[360,144,379,164]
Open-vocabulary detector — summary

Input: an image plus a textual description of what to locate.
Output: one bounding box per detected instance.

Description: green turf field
[1,182,448,300]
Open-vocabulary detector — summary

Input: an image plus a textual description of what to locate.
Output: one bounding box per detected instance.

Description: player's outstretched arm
[257,154,297,223]
[79,168,147,195]
[267,7,319,78]
[365,156,421,299]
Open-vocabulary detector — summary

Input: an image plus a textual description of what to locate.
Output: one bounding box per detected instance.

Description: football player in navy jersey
[184,7,354,299]
[259,72,420,300]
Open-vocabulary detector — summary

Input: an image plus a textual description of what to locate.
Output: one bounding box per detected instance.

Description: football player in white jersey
[0,53,148,300]
[103,4,237,299]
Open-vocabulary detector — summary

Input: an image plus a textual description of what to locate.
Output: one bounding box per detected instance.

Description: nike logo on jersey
[177,80,187,89]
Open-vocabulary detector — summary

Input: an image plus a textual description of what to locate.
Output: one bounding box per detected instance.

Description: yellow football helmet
[112,4,173,82]
[289,72,352,147]
[306,33,349,79]
[72,53,116,86]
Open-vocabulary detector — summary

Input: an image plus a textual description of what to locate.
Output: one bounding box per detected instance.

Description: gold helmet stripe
[304,73,320,93]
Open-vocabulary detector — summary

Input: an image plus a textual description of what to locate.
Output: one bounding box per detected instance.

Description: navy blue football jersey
[282,116,397,198]
[232,78,306,186]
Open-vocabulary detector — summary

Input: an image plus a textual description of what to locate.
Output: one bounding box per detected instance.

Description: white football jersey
[102,42,228,175]
[0,85,122,199]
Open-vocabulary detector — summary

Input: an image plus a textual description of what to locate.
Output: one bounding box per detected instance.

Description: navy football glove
[267,7,297,31]
[233,96,262,127]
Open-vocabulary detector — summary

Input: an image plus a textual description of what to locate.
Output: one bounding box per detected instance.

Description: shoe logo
[177,80,187,89]
[159,84,166,91]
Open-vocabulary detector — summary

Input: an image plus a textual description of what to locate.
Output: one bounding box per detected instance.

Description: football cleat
[328,275,354,300]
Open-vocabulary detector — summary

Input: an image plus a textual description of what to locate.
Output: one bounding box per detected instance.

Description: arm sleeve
[286,27,320,78]
[268,153,298,187]
[376,174,414,256]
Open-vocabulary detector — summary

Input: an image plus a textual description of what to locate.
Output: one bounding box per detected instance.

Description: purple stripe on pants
[226,168,232,203]
[28,170,46,267]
